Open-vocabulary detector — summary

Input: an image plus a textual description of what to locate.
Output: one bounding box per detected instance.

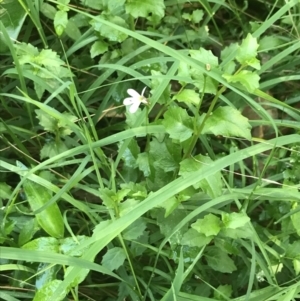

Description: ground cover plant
[1,0,300,300]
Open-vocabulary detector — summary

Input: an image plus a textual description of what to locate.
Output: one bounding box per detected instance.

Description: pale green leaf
[36,109,56,132]
[123,218,146,240]
[223,70,260,93]
[160,196,181,217]
[214,284,233,300]
[293,259,300,276]
[40,3,57,20]
[179,154,223,197]
[40,140,68,160]
[65,20,81,40]
[192,214,221,237]
[59,236,90,256]
[202,106,252,139]
[149,137,181,172]
[18,218,39,246]
[205,246,237,273]
[22,237,59,253]
[192,10,204,23]
[290,202,300,236]
[0,182,12,200]
[33,280,68,301]
[102,247,126,271]
[125,0,165,20]
[222,212,250,229]
[181,228,212,248]
[162,106,193,142]
[90,40,108,58]
[174,89,200,105]
[236,33,260,69]
[190,48,219,68]
[91,15,128,42]
[54,10,68,36]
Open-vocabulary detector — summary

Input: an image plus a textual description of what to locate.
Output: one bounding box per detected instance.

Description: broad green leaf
[182,12,192,21]
[90,40,108,58]
[220,224,253,239]
[130,231,148,257]
[91,15,128,42]
[192,10,204,23]
[156,209,189,246]
[17,161,64,238]
[171,245,202,264]
[214,238,240,255]
[177,61,191,86]
[285,241,300,260]
[59,236,90,256]
[119,199,140,216]
[259,35,284,52]
[65,20,81,40]
[92,220,112,236]
[189,48,219,94]
[293,259,300,276]
[192,214,221,237]
[162,106,193,142]
[40,3,57,20]
[137,152,150,176]
[22,237,59,253]
[190,48,219,68]
[122,218,146,240]
[125,0,165,20]
[0,0,27,53]
[120,139,140,168]
[102,247,126,271]
[222,212,250,229]
[120,182,148,199]
[40,140,68,160]
[54,10,68,36]
[0,182,12,200]
[35,263,58,289]
[202,106,252,139]
[108,0,126,11]
[64,265,89,288]
[174,89,201,105]
[223,70,260,93]
[150,70,171,104]
[179,154,223,197]
[181,228,212,248]
[98,188,116,209]
[236,33,260,69]
[18,218,39,246]
[57,0,70,12]
[15,43,39,64]
[33,280,68,301]
[221,43,239,62]
[35,109,57,132]
[149,137,181,172]
[290,202,300,236]
[214,284,233,300]
[57,112,78,136]
[80,0,104,9]
[160,196,181,217]
[205,246,237,273]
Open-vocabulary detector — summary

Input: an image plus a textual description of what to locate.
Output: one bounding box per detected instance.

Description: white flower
[123,87,148,113]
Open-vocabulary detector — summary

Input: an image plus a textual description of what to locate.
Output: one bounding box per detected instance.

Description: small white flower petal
[141,87,147,96]
[140,97,148,104]
[129,101,140,113]
[123,97,134,105]
[127,89,140,98]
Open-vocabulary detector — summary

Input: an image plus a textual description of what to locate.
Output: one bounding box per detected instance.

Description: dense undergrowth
[1,0,300,300]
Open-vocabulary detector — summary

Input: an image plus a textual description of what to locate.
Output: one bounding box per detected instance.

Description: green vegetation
[1,0,300,300]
